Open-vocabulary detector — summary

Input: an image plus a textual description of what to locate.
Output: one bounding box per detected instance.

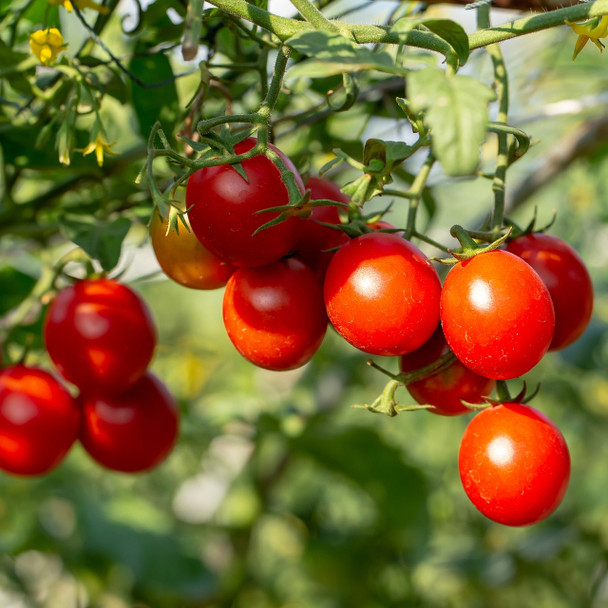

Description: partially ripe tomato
[150,208,235,289]
[324,232,441,356]
[44,279,156,395]
[0,365,79,476]
[79,373,179,473]
[223,258,327,371]
[187,138,305,268]
[399,326,495,416]
[506,233,593,351]
[459,403,570,526]
[440,250,555,380]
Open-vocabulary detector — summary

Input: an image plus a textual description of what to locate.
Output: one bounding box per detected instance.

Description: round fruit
[186,137,305,268]
[440,250,555,380]
[506,233,593,351]
[323,232,441,356]
[150,208,235,289]
[79,373,179,473]
[459,402,570,526]
[223,258,328,371]
[0,365,80,476]
[44,278,156,395]
[400,325,495,416]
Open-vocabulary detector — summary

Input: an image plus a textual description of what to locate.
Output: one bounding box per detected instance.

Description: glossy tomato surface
[186,138,304,268]
[459,403,570,526]
[506,233,593,351]
[79,373,179,473]
[440,250,555,380]
[44,279,156,395]
[223,258,328,371]
[400,326,495,416]
[150,208,235,289]
[0,365,80,475]
[324,232,441,356]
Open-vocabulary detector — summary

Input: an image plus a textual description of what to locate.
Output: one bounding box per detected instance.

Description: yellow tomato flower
[82,132,118,167]
[47,0,109,13]
[566,14,608,60]
[29,28,67,66]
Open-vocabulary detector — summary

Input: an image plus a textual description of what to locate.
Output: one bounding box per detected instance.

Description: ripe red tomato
[44,279,156,395]
[324,232,441,356]
[459,402,570,526]
[506,233,593,351]
[0,365,79,476]
[223,257,328,371]
[79,373,179,473]
[150,208,235,289]
[186,138,305,268]
[440,250,555,380]
[399,325,495,416]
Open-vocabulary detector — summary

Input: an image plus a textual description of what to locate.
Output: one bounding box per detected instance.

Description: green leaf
[407,68,495,176]
[363,139,414,174]
[0,267,37,316]
[60,215,132,272]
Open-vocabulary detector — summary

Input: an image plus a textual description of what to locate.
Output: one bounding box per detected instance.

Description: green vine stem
[290,0,339,32]
[403,150,435,241]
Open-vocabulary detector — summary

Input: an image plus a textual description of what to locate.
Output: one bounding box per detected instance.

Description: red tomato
[440,250,555,380]
[506,233,593,351]
[44,279,156,395]
[223,258,328,371]
[79,373,179,473]
[459,403,570,526]
[400,326,495,416]
[0,365,79,476]
[186,138,305,268]
[324,232,441,356]
[150,208,235,289]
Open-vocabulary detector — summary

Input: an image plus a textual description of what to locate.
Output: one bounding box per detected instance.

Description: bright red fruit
[223,258,328,371]
[186,138,305,268]
[79,373,179,473]
[324,232,441,356]
[400,326,495,416]
[440,250,555,380]
[0,365,79,475]
[506,233,593,351]
[459,403,570,526]
[44,279,156,395]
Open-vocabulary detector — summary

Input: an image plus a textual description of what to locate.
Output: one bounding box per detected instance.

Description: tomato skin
[44,279,156,395]
[0,365,79,476]
[223,258,328,371]
[186,138,305,268]
[323,232,441,356]
[79,373,179,473]
[506,233,593,351]
[150,208,235,289]
[440,250,555,380]
[459,403,570,526]
[400,326,495,416]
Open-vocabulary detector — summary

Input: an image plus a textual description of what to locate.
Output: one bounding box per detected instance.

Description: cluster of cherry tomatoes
[0,279,179,476]
[150,137,593,527]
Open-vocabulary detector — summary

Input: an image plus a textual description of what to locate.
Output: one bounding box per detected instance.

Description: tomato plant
[79,373,179,473]
[44,279,157,395]
[459,402,571,526]
[506,233,594,351]
[223,257,327,371]
[0,365,80,476]
[440,250,555,380]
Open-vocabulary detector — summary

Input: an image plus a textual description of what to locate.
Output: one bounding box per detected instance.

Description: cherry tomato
[440,250,555,380]
[399,325,495,416]
[79,373,179,473]
[0,365,79,476]
[44,278,156,395]
[506,233,593,351]
[186,138,305,268]
[324,232,441,356]
[223,258,328,371]
[150,208,235,289]
[459,402,570,526]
